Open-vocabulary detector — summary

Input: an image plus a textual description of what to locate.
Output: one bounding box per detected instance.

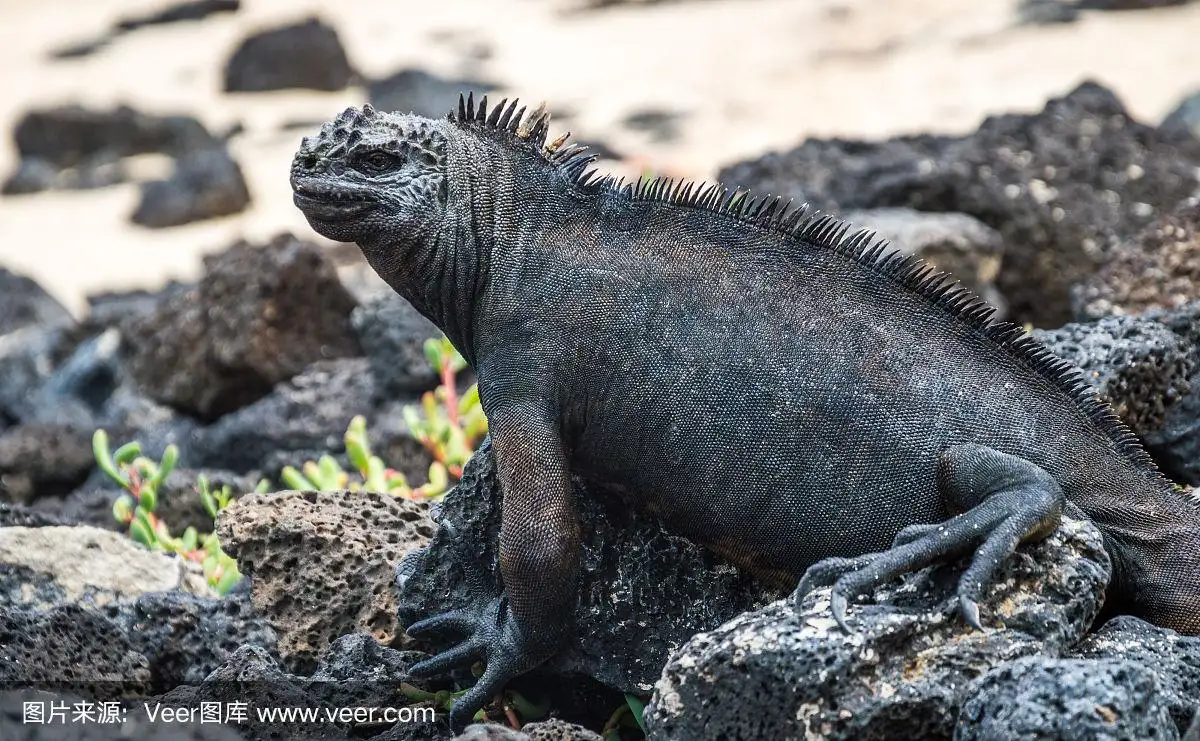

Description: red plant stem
[504,704,521,729]
[441,354,460,428]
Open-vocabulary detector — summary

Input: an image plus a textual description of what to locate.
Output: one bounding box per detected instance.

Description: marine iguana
[290,96,1200,730]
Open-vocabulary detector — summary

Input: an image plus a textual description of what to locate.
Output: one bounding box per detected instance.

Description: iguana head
[290,96,591,357]
[290,103,449,244]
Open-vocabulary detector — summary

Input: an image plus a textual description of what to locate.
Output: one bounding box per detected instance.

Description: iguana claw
[405,598,535,732]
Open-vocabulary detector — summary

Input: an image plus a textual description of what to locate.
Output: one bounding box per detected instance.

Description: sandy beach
[0,0,1197,314]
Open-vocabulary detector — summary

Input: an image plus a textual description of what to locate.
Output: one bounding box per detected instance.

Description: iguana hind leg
[793,443,1064,630]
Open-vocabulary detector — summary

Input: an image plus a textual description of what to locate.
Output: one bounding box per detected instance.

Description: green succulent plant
[95,430,262,595]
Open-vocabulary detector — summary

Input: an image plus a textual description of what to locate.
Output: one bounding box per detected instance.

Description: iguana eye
[358,150,400,172]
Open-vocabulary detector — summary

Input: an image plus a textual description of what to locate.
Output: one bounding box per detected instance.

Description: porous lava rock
[643,518,1110,740]
[1070,615,1200,732]
[954,657,1178,739]
[120,234,361,420]
[1075,196,1200,320]
[217,489,434,671]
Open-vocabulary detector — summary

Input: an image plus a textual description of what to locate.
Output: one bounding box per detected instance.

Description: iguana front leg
[794,443,1065,629]
[405,406,580,731]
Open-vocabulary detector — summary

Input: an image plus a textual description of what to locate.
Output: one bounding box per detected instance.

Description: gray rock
[955,657,1178,740]
[643,517,1110,740]
[0,268,72,335]
[0,603,152,696]
[454,726,527,741]
[1033,315,1194,439]
[1147,374,1200,485]
[0,525,212,609]
[843,208,1008,315]
[7,329,125,429]
[32,329,123,423]
[1071,615,1200,732]
[223,17,355,92]
[217,489,434,671]
[367,400,438,489]
[121,235,361,420]
[351,291,442,397]
[190,359,373,475]
[116,0,241,32]
[397,439,772,696]
[521,719,607,740]
[1163,91,1200,141]
[0,502,66,527]
[0,105,215,197]
[368,68,496,118]
[102,590,278,692]
[1,154,128,193]
[154,645,343,741]
[4,105,213,170]
[0,424,97,503]
[1074,196,1200,320]
[450,724,605,741]
[155,639,446,741]
[0,324,62,426]
[622,109,685,143]
[719,82,1200,327]
[131,146,251,228]
[1017,0,1081,24]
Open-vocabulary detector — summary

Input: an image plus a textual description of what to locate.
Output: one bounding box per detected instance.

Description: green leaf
[505,690,550,721]
[138,486,157,513]
[423,338,443,372]
[344,415,371,474]
[427,462,448,493]
[385,471,409,494]
[364,456,387,492]
[214,568,241,595]
[146,444,178,491]
[211,554,241,594]
[129,518,154,548]
[200,488,217,520]
[301,460,323,486]
[254,478,271,494]
[399,683,438,702]
[113,441,141,466]
[112,495,135,524]
[458,384,480,417]
[624,694,647,732]
[181,527,199,553]
[280,466,311,490]
[92,430,129,488]
[316,455,344,489]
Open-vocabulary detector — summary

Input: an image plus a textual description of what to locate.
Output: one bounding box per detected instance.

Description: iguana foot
[406,597,539,732]
[792,444,1064,632]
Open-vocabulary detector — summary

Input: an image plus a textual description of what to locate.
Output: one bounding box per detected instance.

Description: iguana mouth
[291,183,378,220]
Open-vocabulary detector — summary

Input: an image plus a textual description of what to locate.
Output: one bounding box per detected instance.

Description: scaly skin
[290,96,1200,731]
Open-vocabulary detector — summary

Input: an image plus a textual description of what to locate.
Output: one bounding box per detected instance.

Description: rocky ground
[2,1,1200,740]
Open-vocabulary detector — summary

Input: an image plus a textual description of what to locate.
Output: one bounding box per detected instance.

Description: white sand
[0,0,1197,314]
